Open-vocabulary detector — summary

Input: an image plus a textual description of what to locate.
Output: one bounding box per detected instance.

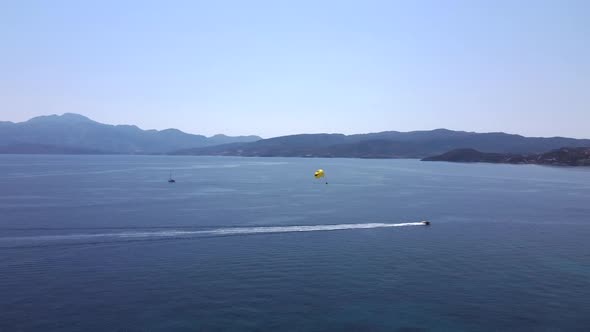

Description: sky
[1,0,589,138]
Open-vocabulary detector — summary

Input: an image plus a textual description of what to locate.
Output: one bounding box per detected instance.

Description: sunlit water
[1,155,589,331]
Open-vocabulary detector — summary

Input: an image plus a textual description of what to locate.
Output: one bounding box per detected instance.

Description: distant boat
[168,171,176,183]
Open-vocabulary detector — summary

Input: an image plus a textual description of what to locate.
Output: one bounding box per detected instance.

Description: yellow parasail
[314,169,325,179]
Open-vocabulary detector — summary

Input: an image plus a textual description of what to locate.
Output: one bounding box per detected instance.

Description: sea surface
[1,155,589,332]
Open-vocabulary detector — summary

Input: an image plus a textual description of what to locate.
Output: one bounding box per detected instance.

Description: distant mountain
[0,113,261,154]
[423,147,590,166]
[170,129,590,159]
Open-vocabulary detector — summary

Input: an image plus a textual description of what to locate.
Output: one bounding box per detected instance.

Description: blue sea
[1,155,589,331]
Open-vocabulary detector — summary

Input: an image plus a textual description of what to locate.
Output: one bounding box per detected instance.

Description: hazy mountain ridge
[0,114,261,154]
[3,114,590,158]
[171,130,590,158]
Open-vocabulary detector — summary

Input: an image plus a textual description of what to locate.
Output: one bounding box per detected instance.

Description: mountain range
[0,113,261,154]
[171,130,590,159]
[2,114,590,160]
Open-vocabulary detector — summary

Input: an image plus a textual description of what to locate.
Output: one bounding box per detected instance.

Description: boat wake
[0,222,428,248]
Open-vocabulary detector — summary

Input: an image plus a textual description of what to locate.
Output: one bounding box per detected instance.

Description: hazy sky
[1,0,588,138]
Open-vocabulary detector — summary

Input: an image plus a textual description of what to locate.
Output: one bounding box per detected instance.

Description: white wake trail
[1,222,428,244]
[198,222,426,236]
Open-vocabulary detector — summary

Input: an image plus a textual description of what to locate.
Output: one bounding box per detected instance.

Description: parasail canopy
[314,169,325,179]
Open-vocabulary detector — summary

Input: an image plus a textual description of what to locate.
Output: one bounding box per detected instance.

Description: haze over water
[1,155,589,331]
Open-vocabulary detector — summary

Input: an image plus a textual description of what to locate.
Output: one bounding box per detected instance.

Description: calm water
[1,155,589,331]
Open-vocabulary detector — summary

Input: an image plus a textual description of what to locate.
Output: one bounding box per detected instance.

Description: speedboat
[421,221,431,226]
